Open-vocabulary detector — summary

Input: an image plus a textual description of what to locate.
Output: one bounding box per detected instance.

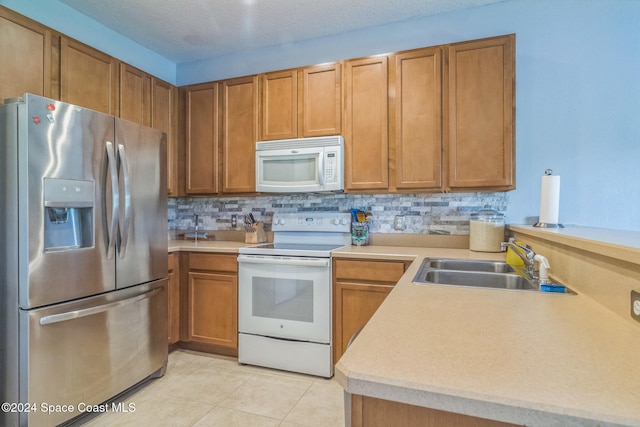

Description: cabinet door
[119,63,151,126]
[344,56,389,191]
[260,69,297,140]
[390,47,442,191]
[185,82,219,194]
[0,8,52,102]
[445,35,515,190]
[60,37,117,115]
[222,76,258,193]
[301,63,341,137]
[334,281,393,362]
[188,272,238,348]
[167,253,180,345]
[151,79,179,196]
[333,259,407,362]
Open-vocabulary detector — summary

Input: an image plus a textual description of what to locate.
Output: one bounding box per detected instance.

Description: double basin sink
[413,258,573,294]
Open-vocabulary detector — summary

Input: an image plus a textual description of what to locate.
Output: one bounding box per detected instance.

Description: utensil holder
[245,221,267,244]
[351,221,370,246]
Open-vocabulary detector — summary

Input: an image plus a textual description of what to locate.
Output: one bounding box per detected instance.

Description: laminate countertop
[332,245,640,427]
[168,240,250,253]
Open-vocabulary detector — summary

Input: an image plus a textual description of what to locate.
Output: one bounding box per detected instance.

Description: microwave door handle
[237,255,329,268]
[317,152,324,185]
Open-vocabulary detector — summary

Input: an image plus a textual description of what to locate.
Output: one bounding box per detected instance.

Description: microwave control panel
[324,151,338,184]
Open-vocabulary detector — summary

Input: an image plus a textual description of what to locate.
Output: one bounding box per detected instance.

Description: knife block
[245,221,267,244]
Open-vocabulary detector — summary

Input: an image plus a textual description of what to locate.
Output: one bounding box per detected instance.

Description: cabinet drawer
[334,259,406,283]
[189,253,238,273]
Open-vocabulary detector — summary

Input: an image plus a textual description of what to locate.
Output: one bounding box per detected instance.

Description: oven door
[237,254,331,343]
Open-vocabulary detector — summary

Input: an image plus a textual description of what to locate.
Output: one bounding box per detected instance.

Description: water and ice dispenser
[43,178,94,251]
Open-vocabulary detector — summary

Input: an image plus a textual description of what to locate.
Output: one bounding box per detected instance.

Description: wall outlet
[393,215,405,230]
[632,291,640,323]
[231,214,237,228]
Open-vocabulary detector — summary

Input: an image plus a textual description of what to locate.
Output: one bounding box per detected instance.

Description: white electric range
[237,212,351,378]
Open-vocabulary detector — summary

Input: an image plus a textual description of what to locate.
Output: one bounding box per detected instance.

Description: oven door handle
[237,254,329,268]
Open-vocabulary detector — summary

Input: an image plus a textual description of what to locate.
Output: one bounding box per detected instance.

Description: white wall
[4,0,639,231]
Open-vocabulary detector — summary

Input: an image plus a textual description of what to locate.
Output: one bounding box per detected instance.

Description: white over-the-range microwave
[255,135,344,193]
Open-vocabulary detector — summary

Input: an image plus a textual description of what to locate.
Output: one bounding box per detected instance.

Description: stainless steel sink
[413,258,573,293]
[420,270,536,290]
[427,258,514,273]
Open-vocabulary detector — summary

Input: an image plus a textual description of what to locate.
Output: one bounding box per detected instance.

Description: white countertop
[332,245,640,427]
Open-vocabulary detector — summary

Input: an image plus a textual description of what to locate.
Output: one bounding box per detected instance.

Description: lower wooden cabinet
[186,253,238,354]
[167,253,180,345]
[333,258,410,362]
[350,394,520,427]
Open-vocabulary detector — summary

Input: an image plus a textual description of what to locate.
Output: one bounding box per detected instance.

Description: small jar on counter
[469,207,505,252]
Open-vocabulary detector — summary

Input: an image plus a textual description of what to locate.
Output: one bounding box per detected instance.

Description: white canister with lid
[469,207,505,252]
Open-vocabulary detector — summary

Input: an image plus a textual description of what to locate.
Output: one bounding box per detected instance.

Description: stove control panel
[272,212,351,232]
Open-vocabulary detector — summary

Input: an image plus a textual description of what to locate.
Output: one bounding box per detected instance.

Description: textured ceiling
[59,0,506,64]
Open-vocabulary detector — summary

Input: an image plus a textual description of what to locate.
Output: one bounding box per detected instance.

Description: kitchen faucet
[501,238,551,284]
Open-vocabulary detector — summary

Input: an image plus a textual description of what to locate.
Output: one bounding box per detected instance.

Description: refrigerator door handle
[39,287,162,326]
[117,143,132,258]
[105,141,119,259]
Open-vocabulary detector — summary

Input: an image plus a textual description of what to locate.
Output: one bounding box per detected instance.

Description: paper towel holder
[534,169,564,228]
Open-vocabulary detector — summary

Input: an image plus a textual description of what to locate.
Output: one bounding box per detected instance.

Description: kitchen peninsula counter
[332,239,640,427]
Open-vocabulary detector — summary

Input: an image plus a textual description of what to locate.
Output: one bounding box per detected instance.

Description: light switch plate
[631,290,640,323]
[393,215,405,230]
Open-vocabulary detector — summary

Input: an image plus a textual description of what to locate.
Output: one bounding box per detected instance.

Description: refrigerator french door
[0,94,168,427]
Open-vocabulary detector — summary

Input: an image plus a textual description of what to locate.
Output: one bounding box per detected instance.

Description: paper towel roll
[539,175,560,224]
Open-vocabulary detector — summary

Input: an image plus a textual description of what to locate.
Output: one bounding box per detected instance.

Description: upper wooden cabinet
[300,63,342,137]
[344,56,389,191]
[389,47,443,191]
[259,63,342,140]
[222,76,258,194]
[59,37,118,115]
[0,7,52,102]
[119,63,151,126]
[445,34,515,190]
[260,69,298,140]
[152,79,179,196]
[184,82,220,194]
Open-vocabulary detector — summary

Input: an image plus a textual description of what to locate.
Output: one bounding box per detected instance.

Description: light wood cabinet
[389,47,443,191]
[260,69,298,140]
[350,394,520,427]
[184,82,220,194]
[260,63,341,141]
[59,37,118,115]
[167,253,180,345]
[222,75,258,193]
[333,258,409,362]
[0,7,52,102]
[186,253,238,353]
[300,63,342,137]
[445,34,515,190]
[119,63,151,126]
[343,56,389,191]
[151,78,179,196]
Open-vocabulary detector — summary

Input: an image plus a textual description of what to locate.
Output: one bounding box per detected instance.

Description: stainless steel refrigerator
[0,94,168,427]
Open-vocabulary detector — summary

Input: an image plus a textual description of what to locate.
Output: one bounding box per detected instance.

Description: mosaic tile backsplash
[169,192,509,235]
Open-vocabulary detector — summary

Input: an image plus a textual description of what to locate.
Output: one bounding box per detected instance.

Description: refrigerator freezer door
[21,94,116,309]
[115,118,168,288]
[19,280,168,427]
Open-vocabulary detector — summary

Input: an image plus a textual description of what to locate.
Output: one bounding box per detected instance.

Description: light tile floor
[80,350,345,427]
